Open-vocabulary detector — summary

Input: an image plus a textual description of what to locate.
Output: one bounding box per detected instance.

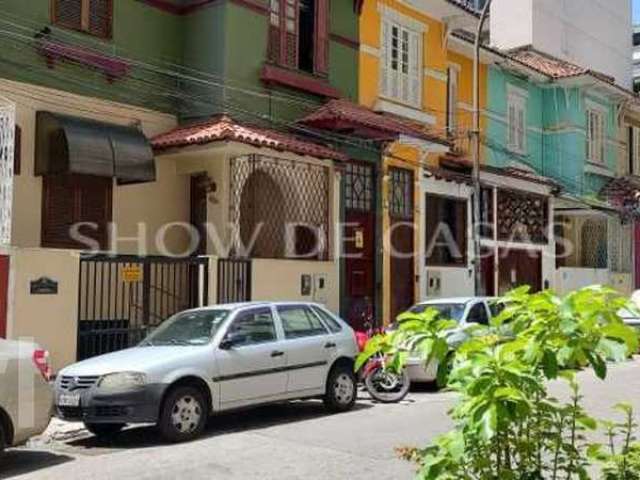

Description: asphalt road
[2,359,640,480]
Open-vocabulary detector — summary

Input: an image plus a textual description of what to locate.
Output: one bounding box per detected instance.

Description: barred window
[580,217,608,269]
[344,163,374,212]
[52,0,112,39]
[609,217,632,273]
[497,189,548,244]
[389,167,414,219]
[230,155,330,260]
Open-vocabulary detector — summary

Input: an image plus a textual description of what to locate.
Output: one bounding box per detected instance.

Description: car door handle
[271,351,285,358]
[324,342,336,349]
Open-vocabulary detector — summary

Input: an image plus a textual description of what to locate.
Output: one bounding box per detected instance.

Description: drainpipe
[472,0,492,296]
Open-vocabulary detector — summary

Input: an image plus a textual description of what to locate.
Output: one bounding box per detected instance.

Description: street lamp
[472,0,492,295]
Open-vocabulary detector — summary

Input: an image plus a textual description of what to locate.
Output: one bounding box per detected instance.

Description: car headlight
[97,372,146,391]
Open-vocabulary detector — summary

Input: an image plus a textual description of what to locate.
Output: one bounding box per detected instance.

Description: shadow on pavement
[66,399,373,450]
[0,449,73,478]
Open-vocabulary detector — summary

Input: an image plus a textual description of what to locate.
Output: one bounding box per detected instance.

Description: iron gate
[217,258,252,304]
[77,255,209,360]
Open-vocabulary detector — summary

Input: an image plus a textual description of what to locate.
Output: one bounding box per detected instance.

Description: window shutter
[77,175,112,249]
[53,0,83,30]
[42,175,77,248]
[283,0,299,68]
[314,0,329,76]
[268,0,282,63]
[408,30,421,108]
[379,20,391,98]
[88,0,112,38]
[13,126,21,176]
[42,175,112,249]
[517,108,525,151]
[508,104,516,147]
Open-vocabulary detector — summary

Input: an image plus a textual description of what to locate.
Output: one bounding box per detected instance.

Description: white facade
[491,0,633,88]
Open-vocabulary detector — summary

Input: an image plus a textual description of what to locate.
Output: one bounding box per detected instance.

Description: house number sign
[30,277,58,295]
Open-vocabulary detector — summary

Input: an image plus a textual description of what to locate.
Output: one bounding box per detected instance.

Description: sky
[636,0,640,23]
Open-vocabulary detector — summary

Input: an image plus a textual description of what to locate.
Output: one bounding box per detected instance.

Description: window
[425,194,467,266]
[630,127,640,175]
[278,305,327,339]
[467,303,489,326]
[13,125,21,176]
[380,18,422,107]
[52,0,112,38]
[225,308,277,347]
[41,174,112,250]
[586,109,605,164]
[311,306,343,333]
[447,67,459,134]
[389,167,414,220]
[268,0,329,75]
[580,217,608,269]
[507,88,526,153]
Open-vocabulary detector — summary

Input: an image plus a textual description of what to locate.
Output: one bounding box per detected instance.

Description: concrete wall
[251,259,340,314]
[491,0,632,87]
[1,79,189,255]
[555,267,611,295]
[3,248,81,372]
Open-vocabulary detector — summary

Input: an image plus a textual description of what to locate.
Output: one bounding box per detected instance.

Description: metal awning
[35,111,155,184]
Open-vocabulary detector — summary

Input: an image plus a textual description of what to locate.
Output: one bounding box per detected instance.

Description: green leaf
[542,349,559,379]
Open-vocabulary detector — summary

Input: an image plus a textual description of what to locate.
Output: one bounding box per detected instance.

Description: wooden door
[343,162,376,331]
[190,173,209,256]
[498,248,542,295]
[481,248,495,296]
[0,255,8,338]
[389,167,415,323]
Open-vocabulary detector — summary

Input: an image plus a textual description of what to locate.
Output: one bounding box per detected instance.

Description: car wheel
[0,422,5,454]
[323,365,357,413]
[84,423,125,437]
[158,386,207,443]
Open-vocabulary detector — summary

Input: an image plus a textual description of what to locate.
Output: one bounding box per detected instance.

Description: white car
[402,297,498,383]
[55,302,359,443]
[0,339,53,452]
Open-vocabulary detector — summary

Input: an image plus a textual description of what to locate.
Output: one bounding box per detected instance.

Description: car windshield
[409,303,467,322]
[141,309,230,346]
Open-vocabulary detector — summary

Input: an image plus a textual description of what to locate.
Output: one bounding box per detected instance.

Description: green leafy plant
[589,403,640,480]
[357,286,639,479]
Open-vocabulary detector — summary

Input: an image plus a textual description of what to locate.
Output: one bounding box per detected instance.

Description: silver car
[403,297,497,383]
[55,302,359,443]
[0,339,53,452]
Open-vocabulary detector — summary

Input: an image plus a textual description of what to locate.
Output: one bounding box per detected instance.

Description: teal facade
[485,66,619,197]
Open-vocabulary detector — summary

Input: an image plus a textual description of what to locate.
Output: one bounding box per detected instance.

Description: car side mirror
[219,331,247,350]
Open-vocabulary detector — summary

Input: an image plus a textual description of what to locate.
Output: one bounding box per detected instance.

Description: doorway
[389,167,415,323]
[343,162,376,331]
[0,255,8,338]
[498,248,542,295]
[190,173,209,256]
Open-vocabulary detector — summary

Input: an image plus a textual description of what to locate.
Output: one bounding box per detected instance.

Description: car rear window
[278,306,328,339]
[311,306,343,333]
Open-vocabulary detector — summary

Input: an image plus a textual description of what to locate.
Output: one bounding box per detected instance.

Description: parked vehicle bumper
[405,358,438,383]
[55,384,166,424]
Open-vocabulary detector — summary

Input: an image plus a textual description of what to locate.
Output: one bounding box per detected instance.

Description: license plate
[57,393,80,407]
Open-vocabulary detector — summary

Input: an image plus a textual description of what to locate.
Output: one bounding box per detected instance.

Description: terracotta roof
[151,115,347,161]
[300,99,450,146]
[508,46,615,83]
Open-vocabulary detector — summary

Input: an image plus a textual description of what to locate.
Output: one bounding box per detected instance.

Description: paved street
[2,359,640,480]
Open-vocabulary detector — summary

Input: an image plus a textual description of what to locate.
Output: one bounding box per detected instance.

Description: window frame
[447,66,459,134]
[507,86,527,154]
[379,14,423,109]
[51,0,113,39]
[276,304,329,340]
[310,305,343,333]
[586,107,606,165]
[631,126,640,175]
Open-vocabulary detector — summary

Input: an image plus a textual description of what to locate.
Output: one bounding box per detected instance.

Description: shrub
[357,286,639,479]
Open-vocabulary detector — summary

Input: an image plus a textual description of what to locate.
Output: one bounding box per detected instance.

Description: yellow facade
[358,0,487,321]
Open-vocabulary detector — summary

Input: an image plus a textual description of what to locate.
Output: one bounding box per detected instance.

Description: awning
[35,111,156,184]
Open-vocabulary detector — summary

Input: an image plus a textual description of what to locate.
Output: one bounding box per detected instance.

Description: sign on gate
[121,265,143,283]
[0,98,15,246]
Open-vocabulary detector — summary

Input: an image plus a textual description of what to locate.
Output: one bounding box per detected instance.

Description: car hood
[59,346,208,377]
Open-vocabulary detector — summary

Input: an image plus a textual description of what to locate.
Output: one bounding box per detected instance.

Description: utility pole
[472,0,492,296]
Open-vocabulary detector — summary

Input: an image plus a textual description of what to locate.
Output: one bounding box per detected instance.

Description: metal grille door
[217,258,252,304]
[0,98,15,245]
[77,255,209,360]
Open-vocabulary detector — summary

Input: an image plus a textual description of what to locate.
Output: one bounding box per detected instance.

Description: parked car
[401,297,498,383]
[54,302,359,443]
[0,339,53,453]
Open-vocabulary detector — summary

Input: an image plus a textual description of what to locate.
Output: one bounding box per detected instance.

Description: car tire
[84,423,125,437]
[0,422,5,454]
[157,386,207,443]
[323,365,357,413]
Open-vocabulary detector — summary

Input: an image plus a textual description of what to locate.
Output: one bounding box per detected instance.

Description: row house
[483,47,636,295]
[0,0,452,368]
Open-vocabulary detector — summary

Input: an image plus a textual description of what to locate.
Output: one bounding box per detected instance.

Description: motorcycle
[355,322,411,403]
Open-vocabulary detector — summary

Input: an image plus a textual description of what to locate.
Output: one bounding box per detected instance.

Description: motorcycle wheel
[364,366,411,403]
